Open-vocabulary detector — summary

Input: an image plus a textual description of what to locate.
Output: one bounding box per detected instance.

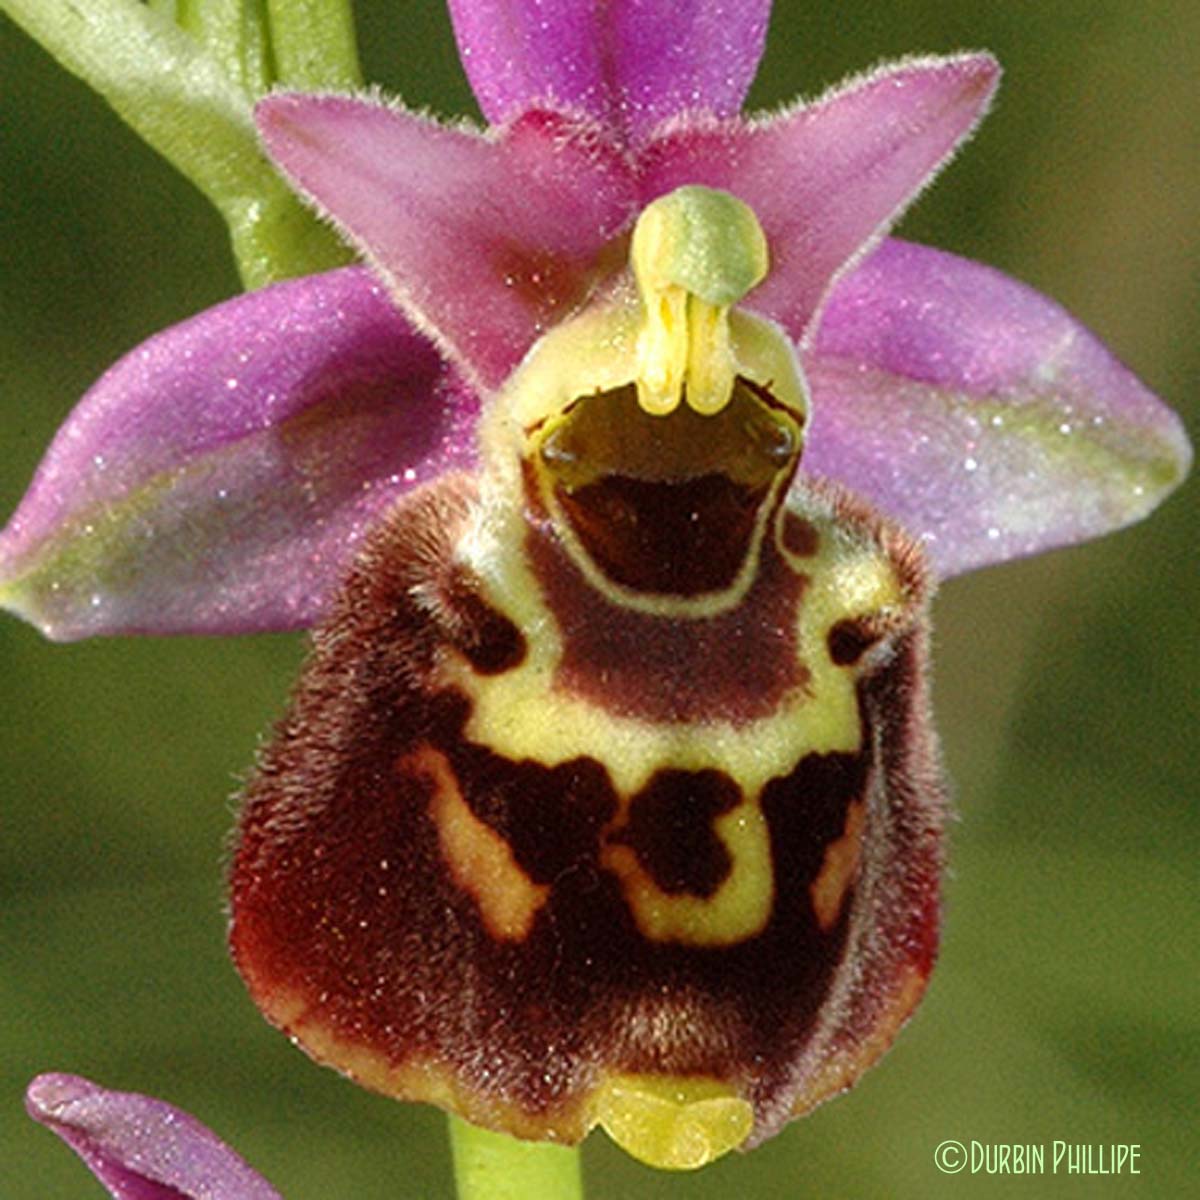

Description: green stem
[448,1116,584,1200]
[0,0,349,288]
[266,0,362,89]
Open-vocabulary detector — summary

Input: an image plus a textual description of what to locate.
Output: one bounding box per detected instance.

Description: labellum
[230,188,944,1167]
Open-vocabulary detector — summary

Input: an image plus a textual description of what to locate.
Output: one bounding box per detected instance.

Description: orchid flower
[4,0,1191,1192]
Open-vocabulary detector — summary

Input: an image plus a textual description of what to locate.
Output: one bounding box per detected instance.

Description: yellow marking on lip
[601,799,773,946]
[405,746,549,942]
[445,461,921,948]
[446,483,908,797]
[810,799,866,931]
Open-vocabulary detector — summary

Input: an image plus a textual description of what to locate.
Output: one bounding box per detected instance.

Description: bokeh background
[1,1,1195,1196]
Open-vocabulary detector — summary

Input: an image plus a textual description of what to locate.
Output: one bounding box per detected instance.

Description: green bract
[1,0,358,285]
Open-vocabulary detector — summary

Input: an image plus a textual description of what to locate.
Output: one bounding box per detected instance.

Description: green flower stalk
[2,0,358,285]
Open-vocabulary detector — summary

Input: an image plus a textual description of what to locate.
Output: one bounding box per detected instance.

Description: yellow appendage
[592,1074,755,1170]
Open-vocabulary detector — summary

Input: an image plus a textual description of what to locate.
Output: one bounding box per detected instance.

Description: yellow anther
[637,290,690,416]
[684,298,735,415]
[631,186,769,417]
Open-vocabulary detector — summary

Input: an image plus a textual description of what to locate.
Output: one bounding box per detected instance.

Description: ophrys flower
[2,0,1189,1175]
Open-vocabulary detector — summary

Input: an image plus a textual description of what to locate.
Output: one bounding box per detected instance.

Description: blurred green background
[0,1,1195,1197]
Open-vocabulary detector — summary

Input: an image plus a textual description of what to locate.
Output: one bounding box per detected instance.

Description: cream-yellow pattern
[440,486,908,947]
[409,746,550,942]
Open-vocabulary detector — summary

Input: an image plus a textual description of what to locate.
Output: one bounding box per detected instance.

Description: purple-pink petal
[26,1074,283,1200]
[639,53,999,343]
[448,0,770,144]
[0,267,477,640]
[257,96,639,390]
[802,239,1192,576]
